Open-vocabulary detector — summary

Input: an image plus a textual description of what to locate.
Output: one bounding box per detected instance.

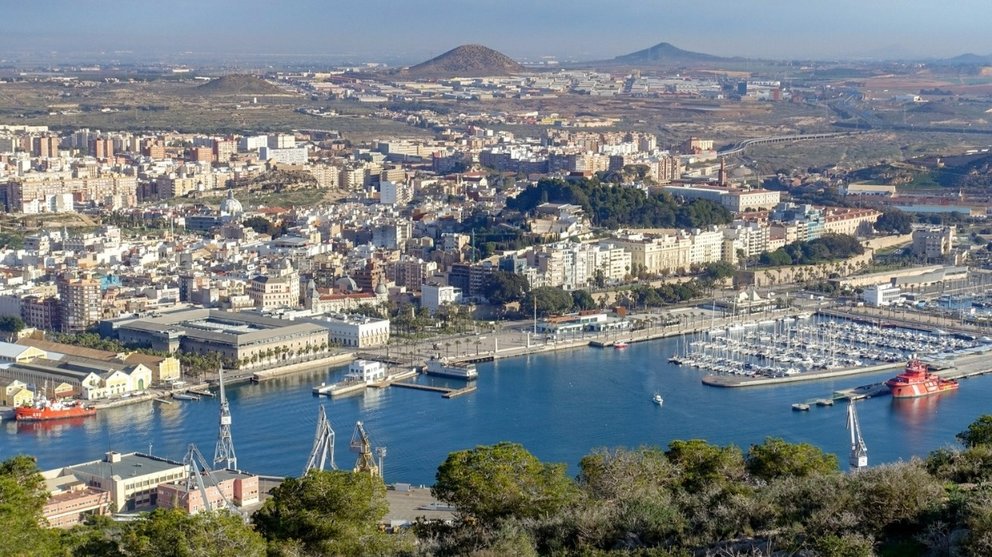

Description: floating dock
[391,381,477,399]
[188,389,214,398]
[442,385,477,399]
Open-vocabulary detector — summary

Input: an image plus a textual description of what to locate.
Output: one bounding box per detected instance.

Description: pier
[389,381,477,399]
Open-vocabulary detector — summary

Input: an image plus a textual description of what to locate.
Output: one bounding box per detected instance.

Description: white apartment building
[267,134,296,149]
[530,242,631,289]
[320,315,390,348]
[422,284,462,314]
[723,223,769,263]
[689,228,724,267]
[379,180,413,205]
[259,146,308,165]
[612,233,692,276]
[239,135,268,151]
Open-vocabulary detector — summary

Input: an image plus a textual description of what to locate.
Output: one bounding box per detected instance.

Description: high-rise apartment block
[57,274,101,332]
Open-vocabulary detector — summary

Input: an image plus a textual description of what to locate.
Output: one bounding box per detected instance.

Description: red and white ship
[15,396,96,422]
[885,358,959,399]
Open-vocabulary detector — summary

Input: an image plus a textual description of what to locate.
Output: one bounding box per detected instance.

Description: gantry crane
[303,404,336,475]
[213,365,237,471]
[183,443,240,515]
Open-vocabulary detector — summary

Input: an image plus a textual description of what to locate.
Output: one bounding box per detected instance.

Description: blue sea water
[2,334,987,485]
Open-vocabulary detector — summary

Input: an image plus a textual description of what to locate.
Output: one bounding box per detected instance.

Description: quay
[702,361,904,388]
[793,350,992,409]
[250,352,356,383]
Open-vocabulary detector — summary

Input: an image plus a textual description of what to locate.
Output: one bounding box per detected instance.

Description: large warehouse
[107,309,330,370]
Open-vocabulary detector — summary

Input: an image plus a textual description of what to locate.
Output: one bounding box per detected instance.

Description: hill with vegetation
[506,177,733,229]
[195,74,286,95]
[405,44,524,77]
[10,414,992,556]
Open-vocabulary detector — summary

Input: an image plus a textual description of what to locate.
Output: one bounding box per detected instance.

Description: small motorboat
[614,341,629,349]
[652,394,664,406]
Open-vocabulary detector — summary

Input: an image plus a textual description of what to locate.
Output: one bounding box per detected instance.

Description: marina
[6,327,992,484]
[674,313,989,386]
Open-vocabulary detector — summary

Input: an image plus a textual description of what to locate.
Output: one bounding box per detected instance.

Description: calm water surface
[2,334,987,485]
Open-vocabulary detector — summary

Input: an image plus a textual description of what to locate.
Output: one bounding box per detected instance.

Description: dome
[374,283,388,296]
[219,190,243,216]
[336,276,358,292]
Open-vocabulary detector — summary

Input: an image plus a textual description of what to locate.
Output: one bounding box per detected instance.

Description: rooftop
[68,452,185,480]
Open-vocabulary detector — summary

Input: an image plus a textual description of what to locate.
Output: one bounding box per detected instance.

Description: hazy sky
[2,0,991,64]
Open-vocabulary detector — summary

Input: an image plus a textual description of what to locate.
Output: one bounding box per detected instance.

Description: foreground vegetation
[7,416,992,556]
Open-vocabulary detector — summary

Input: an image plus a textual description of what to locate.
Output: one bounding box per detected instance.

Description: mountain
[195,74,286,95]
[933,53,992,66]
[610,42,728,66]
[405,44,524,77]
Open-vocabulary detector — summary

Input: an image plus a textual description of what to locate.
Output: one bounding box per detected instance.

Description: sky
[2,0,991,64]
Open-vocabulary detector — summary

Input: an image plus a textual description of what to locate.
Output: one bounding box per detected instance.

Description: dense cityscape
[7,3,992,555]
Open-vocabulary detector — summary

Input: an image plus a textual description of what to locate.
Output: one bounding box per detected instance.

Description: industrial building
[54,452,188,513]
[156,470,259,514]
[108,309,330,369]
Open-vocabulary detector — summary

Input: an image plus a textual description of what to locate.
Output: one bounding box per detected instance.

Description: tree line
[755,233,865,268]
[9,414,992,555]
[483,270,720,317]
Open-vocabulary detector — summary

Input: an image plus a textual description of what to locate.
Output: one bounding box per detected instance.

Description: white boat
[426,357,478,380]
[652,394,664,406]
[613,340,629,349]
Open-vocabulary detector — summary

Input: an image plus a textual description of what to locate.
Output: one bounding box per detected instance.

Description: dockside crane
[303,404,336,475]
[847,401,868,470]
[183,443,240,515]
[213,365,237,471]
[350,421,380,477]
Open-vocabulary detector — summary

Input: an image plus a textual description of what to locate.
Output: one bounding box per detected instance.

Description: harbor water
[3,332,989,485]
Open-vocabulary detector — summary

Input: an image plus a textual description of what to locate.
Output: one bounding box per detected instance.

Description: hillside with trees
[11,415,992,555]
[507,178,732,230]
[756,233,865,267]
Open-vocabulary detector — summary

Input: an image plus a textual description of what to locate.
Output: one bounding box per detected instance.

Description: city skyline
[2,0,991,65]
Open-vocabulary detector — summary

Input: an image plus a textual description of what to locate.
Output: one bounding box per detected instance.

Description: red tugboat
[885,358,959,399]
[15,396,96,422]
